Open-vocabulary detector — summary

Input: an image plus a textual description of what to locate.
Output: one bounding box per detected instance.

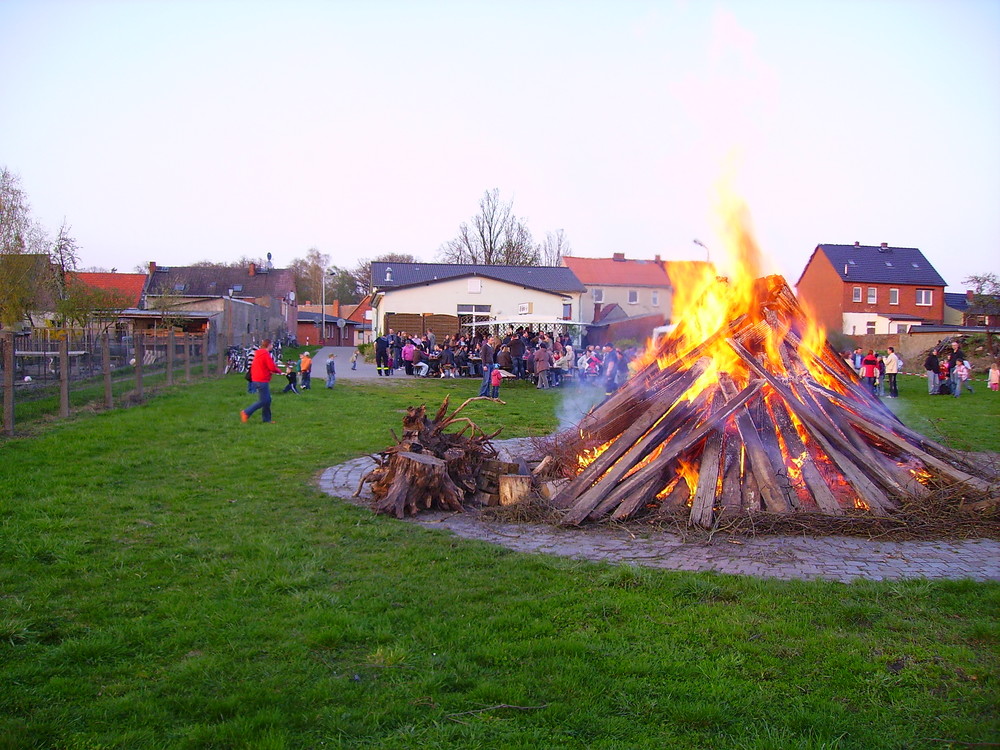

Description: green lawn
[0,374,997,749]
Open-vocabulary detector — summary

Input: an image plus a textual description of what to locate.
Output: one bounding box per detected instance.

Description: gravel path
[319,439,1000,583]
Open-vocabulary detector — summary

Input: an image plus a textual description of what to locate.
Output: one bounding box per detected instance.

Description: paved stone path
[319,439,1000,583]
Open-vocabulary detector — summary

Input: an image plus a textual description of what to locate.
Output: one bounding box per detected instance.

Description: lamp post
[693,238,710,263]
[321,269,326,346]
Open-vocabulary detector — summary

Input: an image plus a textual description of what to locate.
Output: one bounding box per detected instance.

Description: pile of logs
[552,275,998,527]
[355,396,502,518]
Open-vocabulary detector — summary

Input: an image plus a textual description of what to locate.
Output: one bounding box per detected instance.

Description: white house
[369,262,587,339]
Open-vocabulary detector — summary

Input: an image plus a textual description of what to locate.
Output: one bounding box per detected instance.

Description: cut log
[499,474,533,506]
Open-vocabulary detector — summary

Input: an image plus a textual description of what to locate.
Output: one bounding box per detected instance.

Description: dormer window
[173,283,186,292]
[232,284,243,293]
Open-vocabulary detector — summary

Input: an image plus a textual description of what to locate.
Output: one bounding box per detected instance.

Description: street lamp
[320,268,336,346]
[693,238,710,263]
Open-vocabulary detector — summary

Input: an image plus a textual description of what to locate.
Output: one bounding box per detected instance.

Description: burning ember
[553,197,996,528]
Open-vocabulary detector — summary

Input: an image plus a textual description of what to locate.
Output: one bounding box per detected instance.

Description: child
[281,361,300,394]
[350,349,359,371]
[489,365,503,398]
[325,352,336,389]
[953,360,973,397]
[989,362,999,392]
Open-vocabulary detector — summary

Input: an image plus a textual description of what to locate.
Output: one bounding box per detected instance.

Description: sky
[2,0,998,291]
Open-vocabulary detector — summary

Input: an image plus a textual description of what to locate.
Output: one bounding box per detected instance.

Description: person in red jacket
[859,349,880,397]
[241,339,283,423]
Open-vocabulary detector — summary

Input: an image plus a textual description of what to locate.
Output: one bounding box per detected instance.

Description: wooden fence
[0,330,245,436]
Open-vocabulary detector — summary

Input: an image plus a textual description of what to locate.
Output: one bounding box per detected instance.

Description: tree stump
[371,451,465,519]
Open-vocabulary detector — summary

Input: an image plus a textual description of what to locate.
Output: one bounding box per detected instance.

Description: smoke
[555,381,605,432]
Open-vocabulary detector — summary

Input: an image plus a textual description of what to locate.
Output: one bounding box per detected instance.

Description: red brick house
[796,243,947,336]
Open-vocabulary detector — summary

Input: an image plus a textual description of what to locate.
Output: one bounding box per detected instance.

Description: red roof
[72,272,147,306]
[662,260,715,288]
[344,294,372,323]
[562,256,672,287]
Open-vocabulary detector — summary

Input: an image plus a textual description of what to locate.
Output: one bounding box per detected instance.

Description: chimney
[249,262,256,276]
[654,254,661,263]
[149,261,157,274]
[880,242,888,249]
[967,290,975,302]
[854,241,860,247]
[612,252,625,262]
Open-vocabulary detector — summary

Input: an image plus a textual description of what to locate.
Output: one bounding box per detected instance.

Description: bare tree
[288,248,331,304]
[0,167,49,327]
[437,189,539,266]
[963,272,1000,356]
[539,229,572,266]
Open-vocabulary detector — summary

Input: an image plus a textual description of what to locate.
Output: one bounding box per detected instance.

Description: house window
[651,291,660,306]
[627,290,638,305]
[866,321,876,335]
[915,289,933,306]
[889,288,899,305]
[457,304,490,314]
[468,278,482,294]
[592,288,604,303]
[867,287,877,304]
[562,303,572,319]
[852,286,862,303]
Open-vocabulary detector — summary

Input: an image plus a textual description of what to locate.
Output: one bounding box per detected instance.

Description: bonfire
[549,199,998,529]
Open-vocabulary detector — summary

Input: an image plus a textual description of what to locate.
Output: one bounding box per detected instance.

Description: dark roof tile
[371,262,586,295]
[816,244,946,286]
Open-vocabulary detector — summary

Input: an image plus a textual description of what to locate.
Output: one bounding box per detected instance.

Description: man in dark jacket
[477,337,496,397]
[374,333,390,376]
[923,349,940,395]
[947,341,965,394]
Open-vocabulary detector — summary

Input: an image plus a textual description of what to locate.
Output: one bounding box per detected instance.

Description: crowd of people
[847,340,1000,399]
[372,328,637,397]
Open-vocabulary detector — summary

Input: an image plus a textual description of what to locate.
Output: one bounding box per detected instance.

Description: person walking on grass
[281,361,300,394]
[988,361,999,392]
[325,352,336,389]
[241,339,282,424]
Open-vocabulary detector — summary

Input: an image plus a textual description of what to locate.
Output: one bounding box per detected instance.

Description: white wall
[584,285,672,324]
[374,277,583,333]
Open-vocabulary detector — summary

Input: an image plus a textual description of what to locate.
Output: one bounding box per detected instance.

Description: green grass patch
[0,374,997,748]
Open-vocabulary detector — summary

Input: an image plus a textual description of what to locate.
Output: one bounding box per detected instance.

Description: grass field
[1,373,997,749]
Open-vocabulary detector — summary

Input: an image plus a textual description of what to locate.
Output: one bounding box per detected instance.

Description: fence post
[59,335,70,418]
[2,330,14,436]
[135,333,144,398]
[166,330,175,386]
[201,332,209,377]
[183,333,192,382]
[103,332,113,409]
[218,335,227,376]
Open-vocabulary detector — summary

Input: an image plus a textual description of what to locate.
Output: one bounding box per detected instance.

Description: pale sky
[2,0,998,291]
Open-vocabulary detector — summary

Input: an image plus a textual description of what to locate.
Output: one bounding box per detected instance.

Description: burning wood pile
[550,274,998,528]
[355,396,502,518]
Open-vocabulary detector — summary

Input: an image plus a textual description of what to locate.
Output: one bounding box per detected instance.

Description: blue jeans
[326,375,336,388]
[478,364,494,397]
[245,382,273,422]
